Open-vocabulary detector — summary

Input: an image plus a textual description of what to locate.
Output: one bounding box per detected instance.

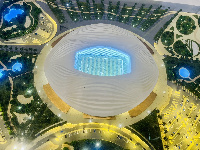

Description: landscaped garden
[154,10,200,99]
[131,4,152,27]
[0,1,42,40]
[173,40,192,57]
[128,109,163,150]
[77,0,92,20]
[107,1,120,21]
[176,15,196,35]
[118,3,136,23]
[0,49,63,141]
[154,9,182,42]
[93,2,105,20]
[141,6,168,31]
[45,0,65,23]
[66,5,80,22]
[161,31,174,46]
[59,0,168,31]
[163,56,200,98]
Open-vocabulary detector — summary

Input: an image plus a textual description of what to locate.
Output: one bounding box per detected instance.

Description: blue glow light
[12,62,22,72]
[179,67,190,78]
[4,9,24,22]
[0,70,3,78]
[74,46,131,76]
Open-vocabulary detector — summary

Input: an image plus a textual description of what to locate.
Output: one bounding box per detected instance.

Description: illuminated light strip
[74,46,131,76]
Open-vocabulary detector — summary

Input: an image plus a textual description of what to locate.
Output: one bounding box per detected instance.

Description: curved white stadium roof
[44,23,159,117]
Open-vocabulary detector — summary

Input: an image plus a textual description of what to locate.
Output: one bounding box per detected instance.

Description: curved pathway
[27,123,153,150]
[184,75,200,83]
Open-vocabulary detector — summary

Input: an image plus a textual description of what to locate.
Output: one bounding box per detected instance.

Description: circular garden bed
[173,40,192,57]
[161,31,174,46]
[176,15,196,35]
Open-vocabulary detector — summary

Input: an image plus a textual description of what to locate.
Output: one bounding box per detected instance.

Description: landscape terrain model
[0,0,200,150]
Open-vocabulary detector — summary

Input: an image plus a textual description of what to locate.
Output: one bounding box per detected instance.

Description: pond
[74,46,131,76]
[12,62,22,72]
[179,67,190,78]
[4,9,24,22]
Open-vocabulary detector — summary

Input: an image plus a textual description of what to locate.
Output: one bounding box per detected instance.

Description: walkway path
[159,81,200,149]
[185,75,200,83]
[27,123,152,150]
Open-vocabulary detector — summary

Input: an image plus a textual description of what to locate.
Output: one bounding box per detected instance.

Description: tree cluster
[154,9,182,42]
[141,6,168,31]
[0,2,42,40]
[45,0,65,24]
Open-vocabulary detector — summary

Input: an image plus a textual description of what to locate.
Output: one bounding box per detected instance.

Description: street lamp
[147,110,151,114]
[95,142,101,147]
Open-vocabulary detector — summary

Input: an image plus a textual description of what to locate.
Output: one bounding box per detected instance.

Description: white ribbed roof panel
[44,23,159,117]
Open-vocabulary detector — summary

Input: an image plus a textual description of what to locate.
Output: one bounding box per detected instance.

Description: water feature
[12,62,22,72]
[0,70,3,78]
[4,9,24,22]
[179,67,190,78]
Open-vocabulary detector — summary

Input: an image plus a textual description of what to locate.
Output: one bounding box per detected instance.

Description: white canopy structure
[44,23,159,117]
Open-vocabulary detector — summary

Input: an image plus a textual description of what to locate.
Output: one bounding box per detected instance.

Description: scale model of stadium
[44,23,159,117]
